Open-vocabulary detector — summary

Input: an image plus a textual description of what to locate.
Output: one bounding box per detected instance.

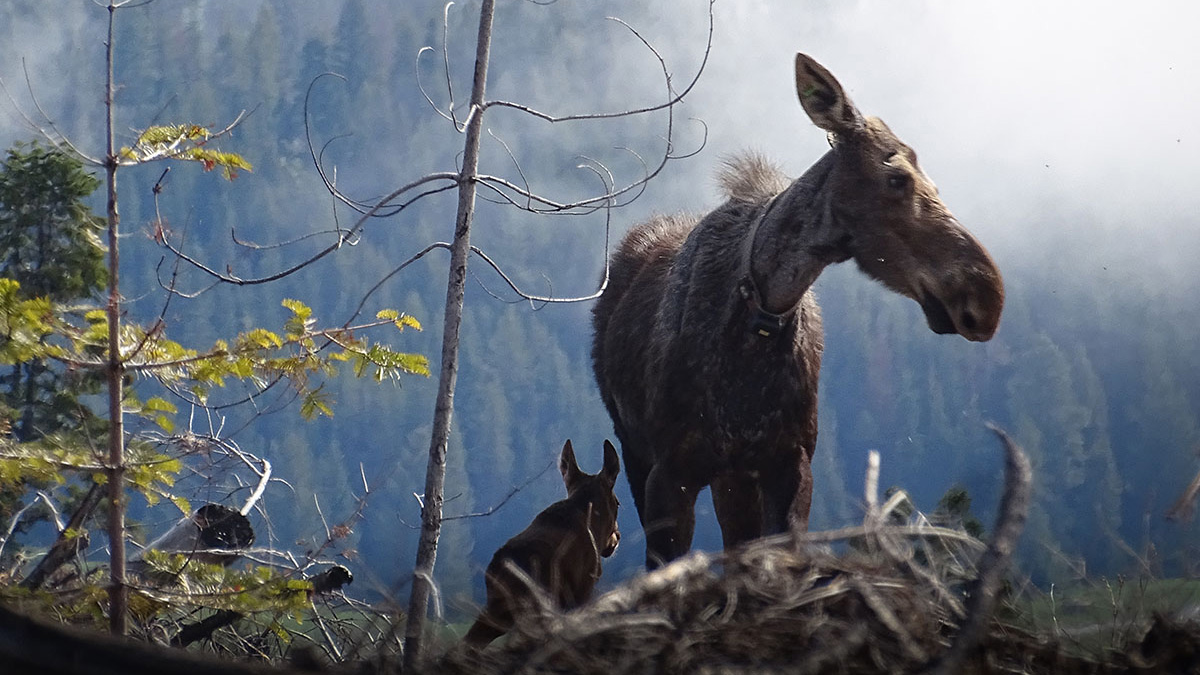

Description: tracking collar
[737,275,793,338]
[737,195,795,339]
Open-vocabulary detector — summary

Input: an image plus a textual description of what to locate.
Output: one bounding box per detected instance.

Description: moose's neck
[746,151,847,314]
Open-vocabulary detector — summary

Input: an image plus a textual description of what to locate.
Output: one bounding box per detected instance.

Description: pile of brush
[433,430,1200,674]
[441,534,967,674]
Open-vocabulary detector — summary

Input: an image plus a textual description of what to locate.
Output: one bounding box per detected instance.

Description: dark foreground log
[0,603,305,675]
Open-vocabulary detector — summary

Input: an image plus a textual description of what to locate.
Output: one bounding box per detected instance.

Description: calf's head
[560,439,621,557]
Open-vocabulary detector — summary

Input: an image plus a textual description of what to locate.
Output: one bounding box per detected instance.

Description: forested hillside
[2,0,1198,617]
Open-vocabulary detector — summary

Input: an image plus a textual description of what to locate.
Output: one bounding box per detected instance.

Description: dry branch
[19,481,104,590]
[435,430,1037,675]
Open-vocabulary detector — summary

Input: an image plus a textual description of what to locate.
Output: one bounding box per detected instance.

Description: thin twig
[864,449,881,522]
[444,456,557,521]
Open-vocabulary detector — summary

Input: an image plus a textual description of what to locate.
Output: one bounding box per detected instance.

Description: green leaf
[376,308,422,331]
[281,298,311,319]
[143,397,178,414]
[120,124,252,180]
[241,328,283,350]
[270,622,293,644]
[299,388,334,420]
[282,299,315,338]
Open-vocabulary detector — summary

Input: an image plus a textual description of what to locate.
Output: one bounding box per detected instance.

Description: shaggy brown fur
[717,152,790,203]
[592,53,1004,569]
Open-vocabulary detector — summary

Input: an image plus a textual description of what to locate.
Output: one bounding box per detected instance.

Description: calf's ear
[559,439,584,490]
[601,440,621,484]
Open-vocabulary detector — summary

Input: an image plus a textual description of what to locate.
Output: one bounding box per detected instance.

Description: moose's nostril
[961,310,978,331]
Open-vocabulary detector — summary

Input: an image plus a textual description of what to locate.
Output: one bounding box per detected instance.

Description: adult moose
[592,54,1004,569]
[464,440,621,647]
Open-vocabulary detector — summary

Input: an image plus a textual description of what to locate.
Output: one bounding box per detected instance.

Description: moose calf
[464,439,621,647]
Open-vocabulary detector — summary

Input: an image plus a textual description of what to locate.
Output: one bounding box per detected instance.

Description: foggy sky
[684,1,1200,273]
[2,0,1198,306]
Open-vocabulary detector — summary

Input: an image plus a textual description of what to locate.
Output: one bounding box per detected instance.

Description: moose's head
[794,53,1004,341]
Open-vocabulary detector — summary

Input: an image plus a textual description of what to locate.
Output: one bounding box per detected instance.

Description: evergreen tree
[0,142,106,305]
[0,141,108,558]
[0,143,107,440]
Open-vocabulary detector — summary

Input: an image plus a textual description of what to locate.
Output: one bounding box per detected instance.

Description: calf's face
[560,439,621,557]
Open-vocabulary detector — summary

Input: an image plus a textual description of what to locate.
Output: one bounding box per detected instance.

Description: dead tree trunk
[402,0,495,667]
[102,0,128,637]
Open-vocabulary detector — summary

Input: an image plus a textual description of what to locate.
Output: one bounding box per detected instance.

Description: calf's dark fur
[464,440,621,647]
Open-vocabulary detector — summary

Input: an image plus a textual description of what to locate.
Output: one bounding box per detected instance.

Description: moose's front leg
[711,471,764,550]
[642,462,700,569]
[760,446,810,536]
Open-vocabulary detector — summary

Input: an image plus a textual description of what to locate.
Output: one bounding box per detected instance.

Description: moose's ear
[559,439,584,489]
[601,440,621,483]
[795,53,863,136]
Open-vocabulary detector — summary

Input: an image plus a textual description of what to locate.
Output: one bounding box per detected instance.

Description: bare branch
[342,241,451,326]
[0,62,101,165]
[154,255,221,299]
[231,226,356,252]
[464,160,616,305]
[313,494,332,544]
[228,451,271,516]
[415,46,455,126]
[473,117,708,214]
[303,73,458,220]
[443,456,556,521]
[0,501,39,560]
[1166,445,1200,522]
[864,449,881,523]
[157,173,457,285]
[441,2,462,130]
[920,424,1033,675]
[479,128,533,209]
[470,240,609,304]
[481,1,715,124]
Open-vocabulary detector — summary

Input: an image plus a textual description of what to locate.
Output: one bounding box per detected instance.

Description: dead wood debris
[426,431,1200,675]
[9,431,1200,674]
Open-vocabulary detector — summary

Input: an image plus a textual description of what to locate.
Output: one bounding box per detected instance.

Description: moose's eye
[887,173,910,191]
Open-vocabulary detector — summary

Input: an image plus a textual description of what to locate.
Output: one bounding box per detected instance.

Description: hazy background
[2,0,1199,614]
